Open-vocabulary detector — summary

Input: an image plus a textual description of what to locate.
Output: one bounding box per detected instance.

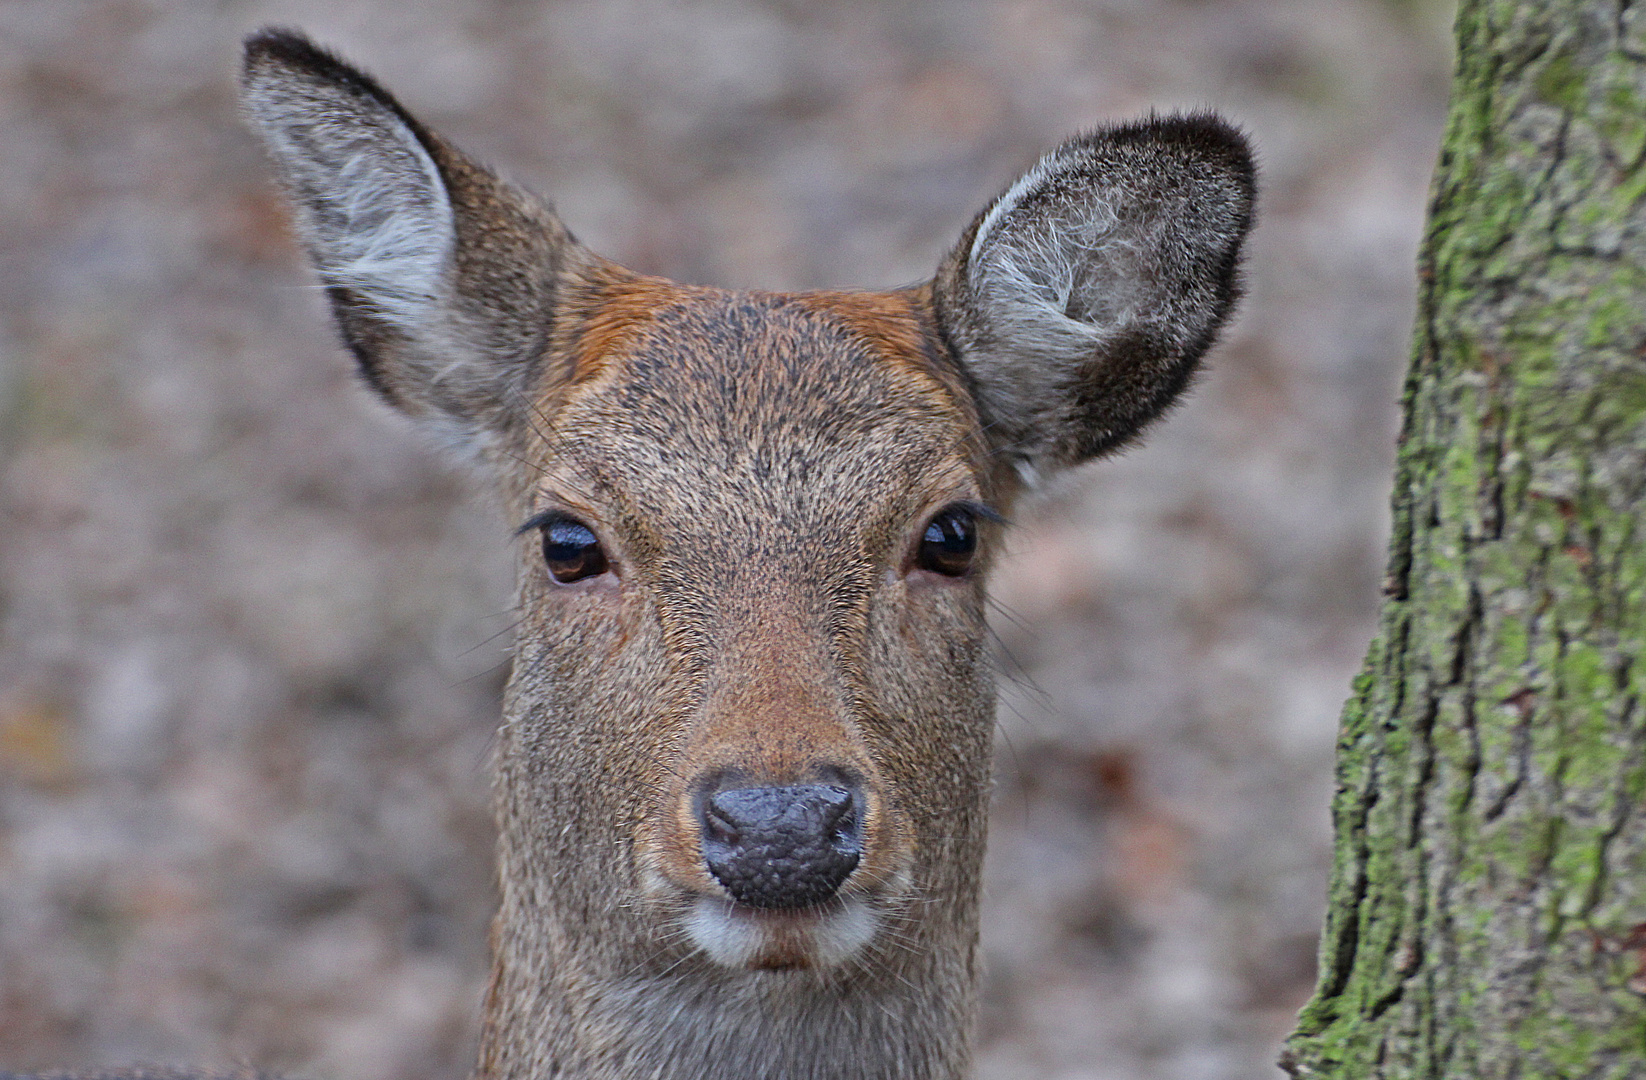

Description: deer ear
[240,28,588,456]
[933,114,1256,479]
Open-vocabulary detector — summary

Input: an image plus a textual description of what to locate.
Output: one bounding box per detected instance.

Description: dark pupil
[542,520,608,583]
[919,507,977,577]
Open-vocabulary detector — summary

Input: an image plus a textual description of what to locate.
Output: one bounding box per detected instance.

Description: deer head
[242,28,1254,1079]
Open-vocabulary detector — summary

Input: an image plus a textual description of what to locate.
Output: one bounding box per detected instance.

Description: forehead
[537,282,982,525]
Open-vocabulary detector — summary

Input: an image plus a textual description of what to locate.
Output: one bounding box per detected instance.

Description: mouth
[682,894,879,970]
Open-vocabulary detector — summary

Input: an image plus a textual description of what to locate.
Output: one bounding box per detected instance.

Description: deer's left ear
[932,115,1256,478]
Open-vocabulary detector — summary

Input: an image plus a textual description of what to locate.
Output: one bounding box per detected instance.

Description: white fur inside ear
[249,89,455,337]
[967,153,1159,366]
[968,153,1056,269]
[318,134,454,333]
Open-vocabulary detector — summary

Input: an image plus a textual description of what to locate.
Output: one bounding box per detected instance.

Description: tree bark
[1282,1,1646,1076]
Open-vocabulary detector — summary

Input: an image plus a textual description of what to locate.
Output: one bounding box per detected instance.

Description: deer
[4,27,1255,1080]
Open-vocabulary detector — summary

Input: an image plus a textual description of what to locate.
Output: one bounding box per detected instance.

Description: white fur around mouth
[684,895,878,970]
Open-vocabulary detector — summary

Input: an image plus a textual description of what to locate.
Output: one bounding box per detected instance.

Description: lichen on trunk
[1282,1,1646,1077]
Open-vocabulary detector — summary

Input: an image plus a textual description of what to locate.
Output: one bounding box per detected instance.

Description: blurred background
[0,2,1452,1078]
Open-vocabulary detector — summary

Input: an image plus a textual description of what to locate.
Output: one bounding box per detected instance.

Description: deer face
[501,279,1000,971]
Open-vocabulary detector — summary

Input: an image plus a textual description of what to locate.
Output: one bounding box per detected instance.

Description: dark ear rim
[1084,111,1256,451]
[1089,111,1255,188]
[242,28,438,156]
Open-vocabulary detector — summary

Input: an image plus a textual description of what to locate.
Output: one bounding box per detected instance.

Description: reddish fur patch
[794,286,978,411]
[562,274,962,395]
[791,289,933,372]
[562,267,710,384]
[796,286,997,496]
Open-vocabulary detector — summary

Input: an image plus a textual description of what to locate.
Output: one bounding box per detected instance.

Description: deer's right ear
[933,115,1256,482]
[241,29,587,455]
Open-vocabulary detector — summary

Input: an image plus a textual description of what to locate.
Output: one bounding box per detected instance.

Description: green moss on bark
[1283,1,1646,1077]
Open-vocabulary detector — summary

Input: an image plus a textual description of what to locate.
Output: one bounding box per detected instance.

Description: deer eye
[915,504,979,578]
[540,517,609,584]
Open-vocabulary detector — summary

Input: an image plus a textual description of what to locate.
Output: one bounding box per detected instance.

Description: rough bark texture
[1283,1,1646,1076]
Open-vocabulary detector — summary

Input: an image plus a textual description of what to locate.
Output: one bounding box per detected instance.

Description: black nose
[700,783,863,909]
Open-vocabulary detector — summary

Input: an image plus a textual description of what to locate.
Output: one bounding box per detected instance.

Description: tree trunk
[1282,1,1646,1076]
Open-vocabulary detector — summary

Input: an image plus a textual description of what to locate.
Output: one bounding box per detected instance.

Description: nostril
[703,803,741,846]
[816,788,858,845]
[827,807,857,847]
[699,783,864,910]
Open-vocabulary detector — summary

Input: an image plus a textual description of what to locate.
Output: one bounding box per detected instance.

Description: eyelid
[940,499,1007,527]
[517,509,574,537]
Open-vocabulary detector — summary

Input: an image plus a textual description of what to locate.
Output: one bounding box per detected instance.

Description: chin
[683,895,880,971]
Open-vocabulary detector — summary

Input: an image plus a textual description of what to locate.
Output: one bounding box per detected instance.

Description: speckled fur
[240,28,1254,1080]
